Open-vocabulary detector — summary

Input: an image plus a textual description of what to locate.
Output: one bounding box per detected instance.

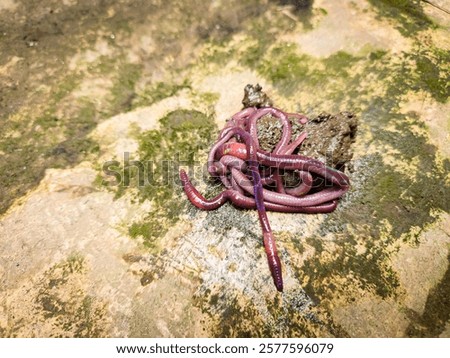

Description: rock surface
[0,0,449,337]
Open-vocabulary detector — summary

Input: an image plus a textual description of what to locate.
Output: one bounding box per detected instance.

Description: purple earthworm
[179,106,350,292]
[182,126,284,291]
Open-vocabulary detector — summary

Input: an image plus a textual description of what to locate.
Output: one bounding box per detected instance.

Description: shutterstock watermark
[99,152,338,189]
[100,152,212,188]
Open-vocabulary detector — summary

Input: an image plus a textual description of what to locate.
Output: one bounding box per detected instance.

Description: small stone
[242,84,273,108]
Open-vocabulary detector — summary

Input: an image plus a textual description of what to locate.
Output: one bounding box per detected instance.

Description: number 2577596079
[258,343,334,354]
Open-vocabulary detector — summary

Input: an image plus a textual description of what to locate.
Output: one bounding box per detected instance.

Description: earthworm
[179,106,350,292]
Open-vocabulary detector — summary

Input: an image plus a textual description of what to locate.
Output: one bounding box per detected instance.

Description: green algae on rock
[183,3,449,336]
[1,0,449,339]
[367,0,434,36]
[0,78,100,214]
[2,254,109,337]
[121,109,217,250]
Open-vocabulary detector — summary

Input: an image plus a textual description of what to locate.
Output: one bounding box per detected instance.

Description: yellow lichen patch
[351,122,374,161]
[277,231,316,280]
[208,245,227,260]
[377,143,421,181]
[228,262,238,273]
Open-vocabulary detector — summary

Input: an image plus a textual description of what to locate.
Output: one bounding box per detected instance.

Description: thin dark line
[422,0,450,15]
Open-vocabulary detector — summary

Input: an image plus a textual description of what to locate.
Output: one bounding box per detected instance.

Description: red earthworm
[247,106,292,154]
[180,170,338,213]
[179,106,350,292]
[286,112,309,125]
[280,131,308,155]
[230,169,347,207]
[189,126,283,291]
[285,171,313,196]
[219,142,349,189]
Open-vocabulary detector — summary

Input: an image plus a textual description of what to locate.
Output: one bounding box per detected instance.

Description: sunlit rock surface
[0,0,449,337]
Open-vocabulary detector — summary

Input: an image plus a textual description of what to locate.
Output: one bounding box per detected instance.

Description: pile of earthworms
[179,106,350,292]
